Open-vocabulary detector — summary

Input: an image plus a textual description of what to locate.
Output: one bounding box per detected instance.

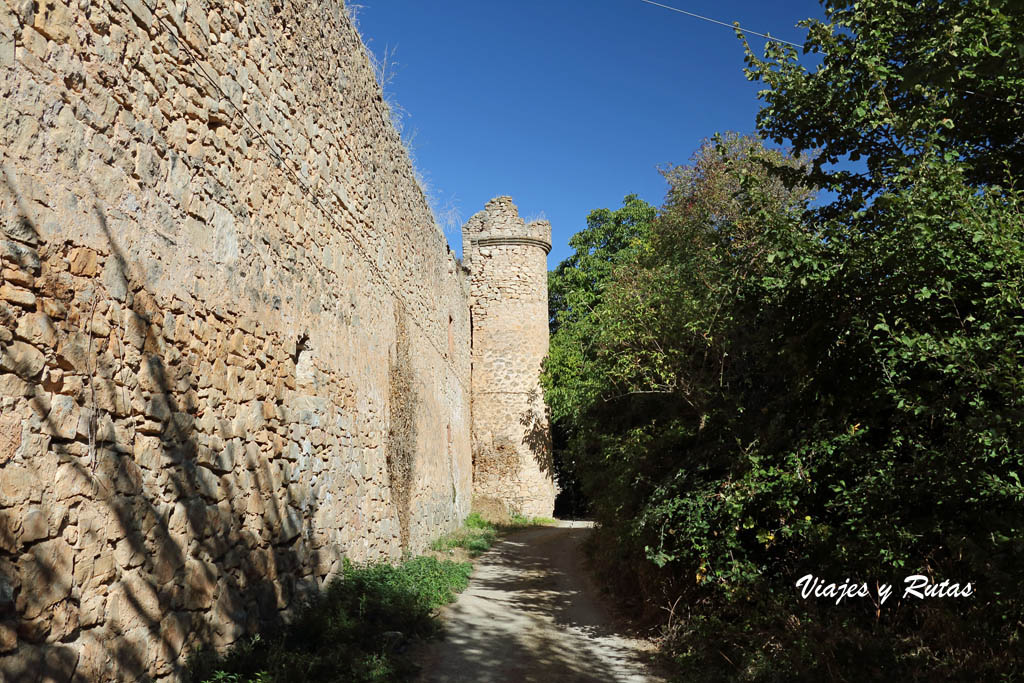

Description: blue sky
[354,1,826,266]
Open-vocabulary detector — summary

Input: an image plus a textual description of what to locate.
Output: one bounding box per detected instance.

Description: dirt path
[416,521,665,682]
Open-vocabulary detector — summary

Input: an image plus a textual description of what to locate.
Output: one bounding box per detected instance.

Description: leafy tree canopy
[548,194,655,334]
[740,0,1024,214]
[543,2,1024,676]
[546,195,656,421]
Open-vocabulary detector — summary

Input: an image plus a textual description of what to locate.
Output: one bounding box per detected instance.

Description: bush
[546,129,1024,678]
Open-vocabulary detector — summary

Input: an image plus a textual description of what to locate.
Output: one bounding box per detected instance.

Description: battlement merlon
[524,219,552,250]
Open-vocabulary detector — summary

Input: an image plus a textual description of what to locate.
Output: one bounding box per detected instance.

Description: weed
[430,512,555,558]
[430,514,496,558]
[188,556,471,683]
[463,512,492,529]
[508,514,556,528]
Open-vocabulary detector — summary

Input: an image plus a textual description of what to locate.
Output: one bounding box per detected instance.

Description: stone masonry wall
[0,0,471,680]
[463,197,556,519]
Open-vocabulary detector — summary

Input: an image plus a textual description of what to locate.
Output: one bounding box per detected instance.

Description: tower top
[461,197,551,265]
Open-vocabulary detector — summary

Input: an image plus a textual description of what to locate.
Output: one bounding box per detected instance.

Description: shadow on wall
[386,307,416,555]
[519,385,553,479]
[0,166,323,681]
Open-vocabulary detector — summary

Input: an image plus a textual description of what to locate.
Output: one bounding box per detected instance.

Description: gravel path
[416,521,665,682]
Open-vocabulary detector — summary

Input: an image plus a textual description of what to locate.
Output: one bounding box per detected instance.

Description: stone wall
[0,0,472,679]
[463,197,556,519]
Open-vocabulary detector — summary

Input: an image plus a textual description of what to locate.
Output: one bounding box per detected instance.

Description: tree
[545,195,656,514]
[548,195,655,334]
[546,194,656,428]
[543,134,813,533]
[740,0,1024,214]
[544,3,1024,675]
[547,14,1024,667]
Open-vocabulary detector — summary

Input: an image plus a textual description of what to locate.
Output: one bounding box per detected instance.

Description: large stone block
[20,507,48,543]
[0,340,44,379]
[44,394,80,439]
[0,643,78,683]
[18,538,74,619]
[184,559,217,610]
[15,311,56,347]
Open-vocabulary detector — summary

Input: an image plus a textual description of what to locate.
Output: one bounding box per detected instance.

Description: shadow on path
[416,522,663,683]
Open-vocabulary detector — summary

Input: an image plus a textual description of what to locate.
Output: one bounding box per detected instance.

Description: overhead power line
[636,0,1018,107]
[636,0,803,48]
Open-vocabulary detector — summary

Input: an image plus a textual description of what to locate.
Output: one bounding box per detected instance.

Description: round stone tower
[462,197,556,518]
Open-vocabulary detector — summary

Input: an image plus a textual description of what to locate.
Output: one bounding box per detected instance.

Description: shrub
[546,130,1024,677]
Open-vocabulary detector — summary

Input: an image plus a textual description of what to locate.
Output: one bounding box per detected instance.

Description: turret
[462,197,556,518]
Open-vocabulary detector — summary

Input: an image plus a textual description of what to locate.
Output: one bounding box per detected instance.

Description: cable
[636,0,1017,107]
[636,0,803,48]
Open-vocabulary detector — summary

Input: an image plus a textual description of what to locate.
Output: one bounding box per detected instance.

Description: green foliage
[428,512,554,558]
[430,513,497,557]
[545,194,657,510]
[739,0,1024,215]
[544,9,1024,669]
[508,514,557,527]
[547,193,656,408]
[545,133,812,529]
[188,556,472,683]
[462,511,493,530]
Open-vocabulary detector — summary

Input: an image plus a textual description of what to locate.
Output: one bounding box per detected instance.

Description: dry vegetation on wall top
[345,2,463,240]
[0,0,476,679]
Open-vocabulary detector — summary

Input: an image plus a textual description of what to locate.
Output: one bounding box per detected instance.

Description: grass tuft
[191,513,556,681]
[188,556,472,683]
[430,512,497,557]
[508,513,556,528]
[430,512,556,558]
